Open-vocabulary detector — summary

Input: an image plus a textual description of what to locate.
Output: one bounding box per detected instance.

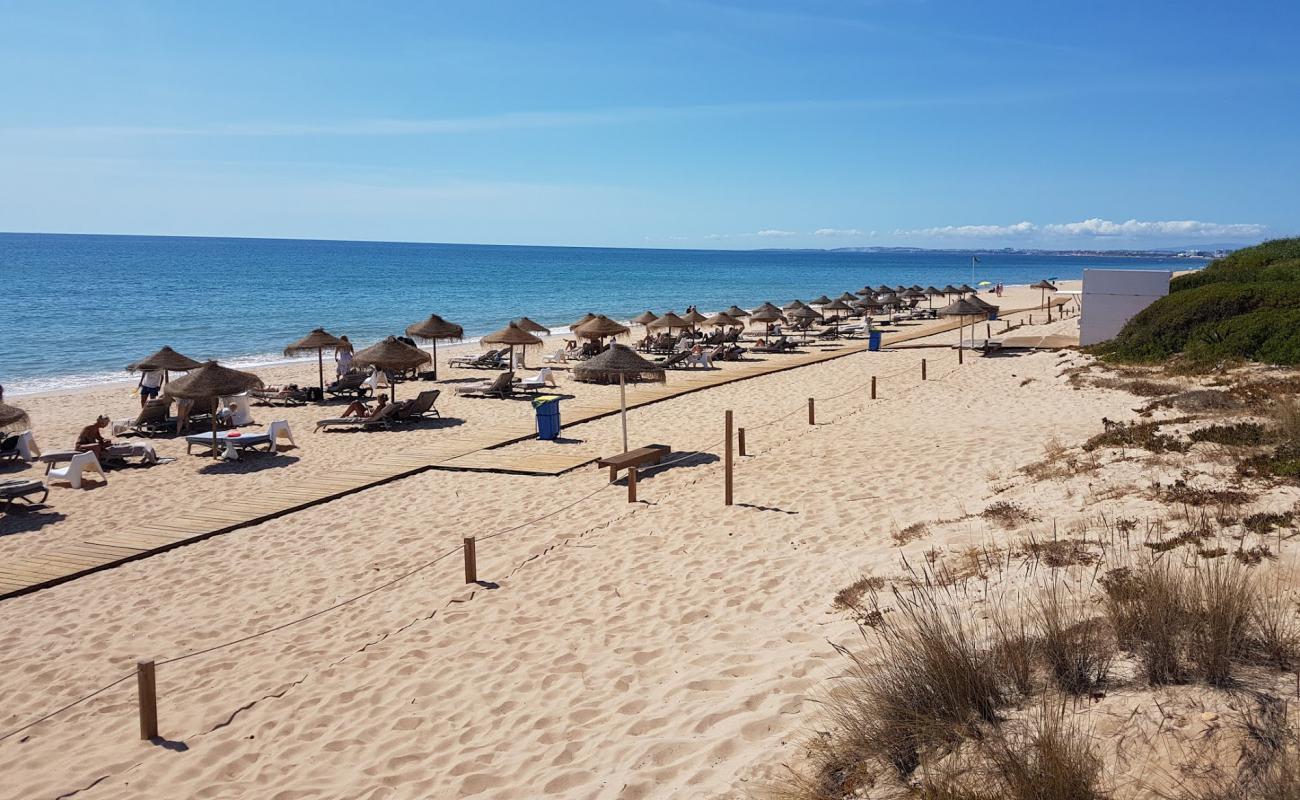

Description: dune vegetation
[1094,238,1300,366]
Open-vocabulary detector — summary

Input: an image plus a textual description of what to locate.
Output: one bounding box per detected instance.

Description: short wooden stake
[137,660,158,740]
[737,426,746,456]
[986,323,991,338]
[807,397,815,425]
[627,467,637,503]
[870,375,877,399]
[958,344,964,364]
[724,410,733,506]
[1030,314,1034,325]
[1005,320,1011,332]
[463,537,477,584]
[921,358,927,380]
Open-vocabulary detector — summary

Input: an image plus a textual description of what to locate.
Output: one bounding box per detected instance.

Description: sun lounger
[251,387,311,406]
[113,399,172,437]
[325,371,371,399]
[0,478,49,511]
[655,352,691,369]
[449,349,503,369]
[394,390,441,421]
[315,402,402,432]
[0,431,40,463]
[455,371,515,399]
[517,369,557,393]
[46,451,107,489]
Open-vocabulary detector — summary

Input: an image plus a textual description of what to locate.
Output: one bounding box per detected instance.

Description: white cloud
[900,218,1265,241]
[756,228,797,238]
[813,227,865,237]
[906,221,1036,238]
[1041,218,1266,238]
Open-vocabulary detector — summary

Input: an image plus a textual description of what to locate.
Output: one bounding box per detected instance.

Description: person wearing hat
[75,415,113,460]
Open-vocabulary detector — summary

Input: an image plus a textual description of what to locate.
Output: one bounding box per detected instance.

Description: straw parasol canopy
[939,298,988,354]
[904,289,927,300]
[405,314,465,380]
[724,305,750,318]
[702,312,742,328]
[752,302,782,315]
[648,311,692,331]
[163,361,265,453]
[872,284,890,293]
[481,322,543,371]
[940,284,960,300]
[352,337,433,398]
[285,327,346,395]
[838,292,858,302]
[782,299,806,311]
[957,284,975,295]
[127,345,204,373]
[569,313,598,331]
[877,292,899,307]
[823,298,853,314]
[573,344,665,453]
[1030,279,1058,307]
[0,401,30,433]
[573,314,631,341]
[631,310,659,326]
[512,316,549,335]
[786,305,822,341]
[681,309,708,330]
[810,294,832,306]
[748,308,787,333]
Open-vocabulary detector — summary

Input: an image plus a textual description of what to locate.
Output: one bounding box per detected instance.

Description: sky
[0,1,1297,250]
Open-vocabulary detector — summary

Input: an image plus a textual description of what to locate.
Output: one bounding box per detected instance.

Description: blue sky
[1,1,1296,249]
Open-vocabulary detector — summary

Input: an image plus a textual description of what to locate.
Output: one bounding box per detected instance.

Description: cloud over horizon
[900,218,1266,240]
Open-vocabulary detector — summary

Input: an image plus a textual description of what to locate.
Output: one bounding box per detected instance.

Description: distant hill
[1092,238,1300,365]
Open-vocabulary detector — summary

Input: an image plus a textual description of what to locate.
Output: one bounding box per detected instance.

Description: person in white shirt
[138,370,164,408]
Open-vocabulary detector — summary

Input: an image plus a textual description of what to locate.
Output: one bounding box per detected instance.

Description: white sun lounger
[46,451,107,489]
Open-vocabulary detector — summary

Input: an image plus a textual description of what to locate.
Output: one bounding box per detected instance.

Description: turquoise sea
[0,233,1201,394]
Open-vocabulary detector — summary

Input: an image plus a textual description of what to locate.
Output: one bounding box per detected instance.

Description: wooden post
[921,359,927,380]
[807,397,815,425]
[463,537,477,584]
[958,344,964,364]
[870,376,876,399]
[137,660,158,740]
[1005,320,1010,332]
[627,467,637,503]
[737,427,746,457]
[1029,314,1034,325]
[724,410,733,506]
[986,323,991,339]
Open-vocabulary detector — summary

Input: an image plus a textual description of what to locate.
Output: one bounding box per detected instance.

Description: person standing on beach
[138,369,164,408]
[336,336,354,377]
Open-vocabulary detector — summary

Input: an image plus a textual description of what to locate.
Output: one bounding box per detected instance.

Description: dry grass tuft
[1084,418,1191,454]
[981,501,1039,529]
[891,520,930,546]
[834,574,886,611]
[1035,586,1113,695]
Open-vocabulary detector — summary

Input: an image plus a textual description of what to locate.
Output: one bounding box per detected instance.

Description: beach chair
[46,451,107,489]
[113,399,171,437]
[543,349,570,364]
[449,350,501,369]
[250,386,311,406]
[325,371,370,399]
[267,420,297,449]
[517,369,557,393]
[315,403,402,431]
[0,431,40,463]
[394,390,441,421]
[0,478,49,511]
[655,352,691,369]
[455,371,515,399]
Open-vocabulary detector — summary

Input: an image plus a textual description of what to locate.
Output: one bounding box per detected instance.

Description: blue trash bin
[867,330,883,351]
[533,395,562,440]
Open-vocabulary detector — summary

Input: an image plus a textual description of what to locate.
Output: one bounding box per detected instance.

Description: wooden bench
[597,444,671,482]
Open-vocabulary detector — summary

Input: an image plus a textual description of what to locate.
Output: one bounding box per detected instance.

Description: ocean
[0,232,1201,394]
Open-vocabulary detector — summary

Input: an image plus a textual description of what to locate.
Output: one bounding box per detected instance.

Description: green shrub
[1093,238,1300,365]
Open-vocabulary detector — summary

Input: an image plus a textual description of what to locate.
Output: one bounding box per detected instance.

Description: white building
[1078,269,1172,346]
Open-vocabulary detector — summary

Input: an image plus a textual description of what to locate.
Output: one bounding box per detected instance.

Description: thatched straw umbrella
[481,322,543,371]
[164,361,264,456]
[752,302,782,315]
[822,298,853,331]
[957,284,975,296]
[0,400,30,434]
[838,292,858,303]
[631,310,659,326]
[681,308,707,333]
[876,284,893,293]
[965,294,1000,326]
[787,305,822,342]
[126,346,203,391]
[703,312,742,329]
[570,313,597,331]
[573,344,664,453]
[724,305,750,319]
[574,315,631,343]
[649,311,692,332]
[284,328,345,396]
[925,286,945,308]
[810,294,832,307]
[939,298,988,357]
[405,314,464,381]
[782,299,806,311]
[1030,279,1058,308]
[940,284,960,301]
[513,316,550,335]
[748,308,787,335]
[352,337,432,398]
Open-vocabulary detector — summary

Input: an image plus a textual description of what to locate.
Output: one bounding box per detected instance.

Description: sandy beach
[0,280,1218,799]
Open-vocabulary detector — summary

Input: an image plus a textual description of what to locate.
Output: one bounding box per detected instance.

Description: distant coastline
[758,246,1225,258]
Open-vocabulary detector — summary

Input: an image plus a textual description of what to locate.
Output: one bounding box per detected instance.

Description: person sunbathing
[341,393,388,419]
[76,415,112,459]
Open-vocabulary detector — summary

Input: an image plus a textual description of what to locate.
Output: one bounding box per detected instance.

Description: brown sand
[0,284,1124,799]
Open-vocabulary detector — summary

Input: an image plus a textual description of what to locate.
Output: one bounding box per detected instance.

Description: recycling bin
[533,395,562,440]
[867,330,883,351]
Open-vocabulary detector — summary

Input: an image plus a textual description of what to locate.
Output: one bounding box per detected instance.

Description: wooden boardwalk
[0,309,1043,600]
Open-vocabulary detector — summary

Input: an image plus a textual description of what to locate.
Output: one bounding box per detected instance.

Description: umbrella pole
[211,398,219,458]
[317,349,324,396]
[432,339,438,381]
[619,373,629,454]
